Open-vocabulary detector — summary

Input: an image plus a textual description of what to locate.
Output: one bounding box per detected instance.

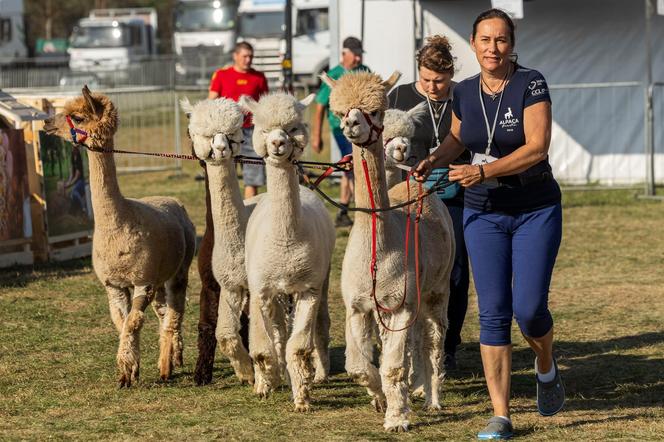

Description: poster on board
[38,131,93,237]
[0,127,31,242]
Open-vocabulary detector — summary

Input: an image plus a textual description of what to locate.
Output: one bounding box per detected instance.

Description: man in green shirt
[312,36,370,227]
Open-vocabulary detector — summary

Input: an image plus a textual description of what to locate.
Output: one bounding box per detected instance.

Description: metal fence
[548,82,645,186]
[0,57,178,89]
[2,59,664,188]
[547,81,663,192]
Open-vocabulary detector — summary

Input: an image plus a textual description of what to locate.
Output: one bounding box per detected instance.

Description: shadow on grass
[326,332,664,416]
[0,257,92,289]
[506,331,664,412]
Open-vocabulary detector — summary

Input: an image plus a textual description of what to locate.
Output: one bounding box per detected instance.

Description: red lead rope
[361,157,424,332]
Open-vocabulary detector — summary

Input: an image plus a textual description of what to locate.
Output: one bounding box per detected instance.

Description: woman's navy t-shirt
[452,65,561,213]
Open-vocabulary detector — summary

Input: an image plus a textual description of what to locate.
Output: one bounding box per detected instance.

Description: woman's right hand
[412,158,433,182]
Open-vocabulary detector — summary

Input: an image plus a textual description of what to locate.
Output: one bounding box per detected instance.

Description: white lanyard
[478,76,506,156]
[425,95,448,147]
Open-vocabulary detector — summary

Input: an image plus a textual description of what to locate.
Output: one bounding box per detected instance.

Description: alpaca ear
[82,85,100,116]
[180,97,194,119]
[408,101,429,124]
[239,95,259,114]
[297,93,316,111]
[381,71,402,94]
[319,72,336,89]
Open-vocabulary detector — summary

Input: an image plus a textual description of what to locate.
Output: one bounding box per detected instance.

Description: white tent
[329,0,664,186]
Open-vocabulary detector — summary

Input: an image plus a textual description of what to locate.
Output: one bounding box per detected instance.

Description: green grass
[1,164,663,440]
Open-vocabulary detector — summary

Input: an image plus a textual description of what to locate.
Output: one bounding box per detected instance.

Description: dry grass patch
[1,171,663,440]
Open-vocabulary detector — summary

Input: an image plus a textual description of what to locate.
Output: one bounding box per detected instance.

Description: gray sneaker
[477,416,513,440]
[536,358,565,416]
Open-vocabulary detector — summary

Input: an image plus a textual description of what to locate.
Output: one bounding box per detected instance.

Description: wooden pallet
[0,237,34,268]
[48,230,93,262]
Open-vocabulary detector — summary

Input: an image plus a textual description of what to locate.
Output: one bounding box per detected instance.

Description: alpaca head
[43,85,118,149]
[383,102,427,166]
[181,97,244,165]
[240,92,314,166]
[321,71,400,149]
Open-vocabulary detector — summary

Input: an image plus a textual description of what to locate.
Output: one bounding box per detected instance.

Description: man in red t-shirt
[209,41,269,198]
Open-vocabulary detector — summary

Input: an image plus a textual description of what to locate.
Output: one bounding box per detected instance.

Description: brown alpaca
[44,86,196,387]
[193,162,249,385]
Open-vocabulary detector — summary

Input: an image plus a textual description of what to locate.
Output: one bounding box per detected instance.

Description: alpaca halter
[261,131,304,163]
[66,115,88,144]
[344,109,384,148]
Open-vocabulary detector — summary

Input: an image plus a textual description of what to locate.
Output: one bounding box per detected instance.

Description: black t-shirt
[388,81,470,206]
[453,65,561,213]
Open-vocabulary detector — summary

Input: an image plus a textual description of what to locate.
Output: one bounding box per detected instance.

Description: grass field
[1,162,663,440]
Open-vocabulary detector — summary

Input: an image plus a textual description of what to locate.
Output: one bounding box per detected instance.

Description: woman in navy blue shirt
[414,9,564,440]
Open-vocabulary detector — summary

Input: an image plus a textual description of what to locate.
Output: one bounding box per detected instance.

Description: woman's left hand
[449,164,483,188]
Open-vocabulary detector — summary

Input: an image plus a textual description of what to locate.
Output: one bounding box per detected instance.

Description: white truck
[0,0,28,64]
[237,0,329,86]
[68,8,158,74]
[173,0,239,84]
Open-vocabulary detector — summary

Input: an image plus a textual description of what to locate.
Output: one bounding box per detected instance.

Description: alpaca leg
[286,290,319,412]
[194,281,220,385]
[152,286,167,326]
[249,288,280,398]
[345,308,385,411]
[216,288,254,384]
[272,295,290,384]
[313,274,331,383]
[105,284,130,334]
[158,272,188,380]
[421,298,446,411]
[117,285,154,388]
[379,310,411,432]
[408,318,425,398]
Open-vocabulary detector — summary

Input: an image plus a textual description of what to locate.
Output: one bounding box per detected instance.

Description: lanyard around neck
[478,69,510,156]
[425,95,448,147]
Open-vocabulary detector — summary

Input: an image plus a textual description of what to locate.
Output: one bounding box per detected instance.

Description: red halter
[65,115,89,144]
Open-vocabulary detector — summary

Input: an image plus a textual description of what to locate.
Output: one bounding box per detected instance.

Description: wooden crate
[48,230,93,262]
[13,93,94,263]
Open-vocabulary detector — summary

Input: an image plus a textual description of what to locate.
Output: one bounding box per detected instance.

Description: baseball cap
[342,36,364,56]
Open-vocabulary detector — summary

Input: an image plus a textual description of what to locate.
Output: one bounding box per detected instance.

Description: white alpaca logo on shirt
[499,106,519,132]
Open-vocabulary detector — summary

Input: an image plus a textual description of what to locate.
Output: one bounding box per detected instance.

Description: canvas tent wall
[329,0,664,185]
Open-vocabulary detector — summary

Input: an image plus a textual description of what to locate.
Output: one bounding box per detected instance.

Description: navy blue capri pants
[463,203,562,346]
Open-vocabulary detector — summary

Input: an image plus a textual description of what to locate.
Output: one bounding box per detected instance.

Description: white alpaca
[382,103,427,188]
[323,71,455,431]
[181,97,265,384]
[241,92,335,411]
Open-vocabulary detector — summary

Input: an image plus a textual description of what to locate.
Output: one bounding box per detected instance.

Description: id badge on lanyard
[426,95,448,154]
[473,77,503,187]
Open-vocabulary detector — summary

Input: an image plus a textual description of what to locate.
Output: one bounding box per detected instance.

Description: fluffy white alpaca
[382,103,428,188]
[241,92,335,411]
[182,97,265,384]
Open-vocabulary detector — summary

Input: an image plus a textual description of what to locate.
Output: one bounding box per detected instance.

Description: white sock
[535,357,556,383]
[495,415,512,425]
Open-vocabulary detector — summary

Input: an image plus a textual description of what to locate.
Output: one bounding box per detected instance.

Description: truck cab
[68,8,157,74]
[237,0,329,87]
[173,0,238,84]
[292,0,329,86]
[0,0,28,64]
